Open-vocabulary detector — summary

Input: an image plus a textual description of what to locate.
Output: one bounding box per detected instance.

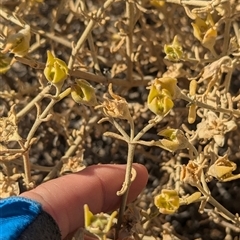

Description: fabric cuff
[0,196,61,240]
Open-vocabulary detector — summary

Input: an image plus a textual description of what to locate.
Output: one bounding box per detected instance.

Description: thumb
[21,163,148,239]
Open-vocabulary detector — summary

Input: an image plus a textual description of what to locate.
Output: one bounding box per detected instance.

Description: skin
[21,164,148,239]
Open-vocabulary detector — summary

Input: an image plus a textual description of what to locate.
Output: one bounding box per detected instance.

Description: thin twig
[166,0,221,7]
[22,152,32,188]
[133,115,164,141]
[80,0,102,75]
[16,85,51,119]
[220,2,231,56]
[125,0,135,83]
[196,182,239,225]
[68,0,116,70]
[111,118,130,140]
[179,91,240,117]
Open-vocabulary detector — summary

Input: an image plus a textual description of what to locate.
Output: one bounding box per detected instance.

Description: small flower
[197,111,237,147]
[43,51,68,89]
[1,25,31,57]
[164,36,183,62]
[95,83,132,120]
[154,189,180,214]
[207,155,240,182]
[191,14,217,49]
[153,128,189,152]
[147,77,178,116]
[84,204,117,239]
[71,79,98,106]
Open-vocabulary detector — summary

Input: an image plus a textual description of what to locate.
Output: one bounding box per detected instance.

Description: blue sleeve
[0,196,61,240]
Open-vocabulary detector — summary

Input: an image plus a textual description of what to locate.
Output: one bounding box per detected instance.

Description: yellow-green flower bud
[202,27,217,50]
[189,79,197,96]
[183,192,202,205]
[191,14,217,50]
[152,128,189,152]
[43,51,68,86]
[164,36,183,62]
[71,79,98,106]
[188,103,197,124]
[187,80,197,124]
[2,25,31,57]
[154,189,180,214]
[192,18,207,42]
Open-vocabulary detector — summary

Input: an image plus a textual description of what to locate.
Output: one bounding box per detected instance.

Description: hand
[21,163,148,239]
